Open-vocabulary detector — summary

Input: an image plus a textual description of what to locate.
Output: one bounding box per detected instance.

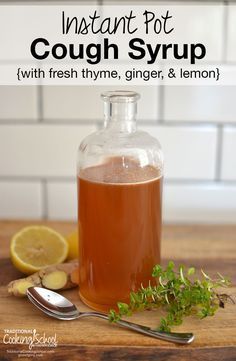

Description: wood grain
[0,221,235,360]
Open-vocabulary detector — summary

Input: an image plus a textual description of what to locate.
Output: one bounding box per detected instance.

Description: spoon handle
[80,312,194,344]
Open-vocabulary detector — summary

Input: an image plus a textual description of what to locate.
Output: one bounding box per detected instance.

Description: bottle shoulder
[78,128,163,174]
[79,128,162,151]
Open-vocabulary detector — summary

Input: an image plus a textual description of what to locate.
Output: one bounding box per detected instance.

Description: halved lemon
[66,230,79,260]
[10,226,68,275]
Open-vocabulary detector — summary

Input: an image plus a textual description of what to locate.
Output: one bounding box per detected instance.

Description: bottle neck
[104,101,137,133]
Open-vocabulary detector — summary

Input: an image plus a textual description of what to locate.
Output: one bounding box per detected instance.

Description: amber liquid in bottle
[78,156,162,312]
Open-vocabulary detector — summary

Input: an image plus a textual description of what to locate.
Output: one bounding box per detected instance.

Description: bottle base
[79,291,118,313]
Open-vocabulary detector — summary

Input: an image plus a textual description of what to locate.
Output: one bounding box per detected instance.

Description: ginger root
[8,260,79,297]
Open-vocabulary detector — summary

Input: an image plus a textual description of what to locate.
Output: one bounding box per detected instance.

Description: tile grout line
[0,118,236,127]
[37,83,43,122]
[0,176,74,182]
[158,85,164,124]
[222,0,229,64]
[40,179,48,220]
[0,119,101,125]
[215,124,224,182]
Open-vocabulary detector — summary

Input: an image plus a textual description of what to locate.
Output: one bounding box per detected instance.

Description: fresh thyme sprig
[109,262,233,332]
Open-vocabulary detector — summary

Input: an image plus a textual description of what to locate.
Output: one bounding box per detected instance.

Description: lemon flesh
[66,230,79,260]
[10,226,68,275]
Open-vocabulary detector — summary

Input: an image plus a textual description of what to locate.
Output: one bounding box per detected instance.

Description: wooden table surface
[0,220,235,361]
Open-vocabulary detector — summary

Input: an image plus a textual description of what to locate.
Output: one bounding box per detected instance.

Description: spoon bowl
[27,287,79,320]
[28,287,79,319]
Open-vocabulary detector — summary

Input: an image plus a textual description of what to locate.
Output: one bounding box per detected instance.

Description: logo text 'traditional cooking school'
[2,328,58,350]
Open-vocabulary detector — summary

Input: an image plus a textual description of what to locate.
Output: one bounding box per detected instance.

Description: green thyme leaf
[188,267,195,276]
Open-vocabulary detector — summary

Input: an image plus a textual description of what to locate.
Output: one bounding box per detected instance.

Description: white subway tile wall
[226,5,236,62]
[0,86,38,121]
[221,127,236,181]
[43,86,160,121]
[0,1,236,224]
[47,182,77,220]
[0,181,42,219]
[163,86,236,123]
[143,125,218,180]
[0,124,96,177]
[163,183,236,224]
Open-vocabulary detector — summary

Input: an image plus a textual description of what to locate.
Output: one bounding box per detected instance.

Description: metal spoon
[27,287,194,344]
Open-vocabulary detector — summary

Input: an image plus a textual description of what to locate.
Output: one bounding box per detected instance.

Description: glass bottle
[77,91,163,312]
